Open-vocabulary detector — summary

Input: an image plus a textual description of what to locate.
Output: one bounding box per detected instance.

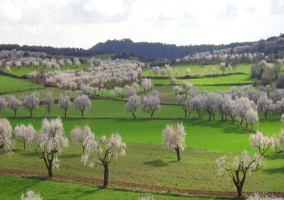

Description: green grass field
[3,63,92,77]
[142,64,251,77]
[0,75,43,93]
[0,62,283,199]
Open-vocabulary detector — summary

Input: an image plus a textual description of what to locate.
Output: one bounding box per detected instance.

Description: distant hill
[88,39,255,61]
[1,34,284,61]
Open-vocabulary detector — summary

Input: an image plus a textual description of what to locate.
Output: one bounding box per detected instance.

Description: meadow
[0,61,284,199]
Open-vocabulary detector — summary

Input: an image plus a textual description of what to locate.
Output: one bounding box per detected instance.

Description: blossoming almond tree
[8,95,22,117]
[249,130,274,156]
[162,122,187,161]
[73,94,91,118]
[33,117,69,177]
[216,150,264,197]
[125,94,141,119]
[71,125,94,153]
[81,132,126,188]
[0,118,15,156]
[14,124,36,149]
[22,92,39,118]
[58,94,72,118]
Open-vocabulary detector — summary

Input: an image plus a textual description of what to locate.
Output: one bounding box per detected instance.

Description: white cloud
[0,0,283,49]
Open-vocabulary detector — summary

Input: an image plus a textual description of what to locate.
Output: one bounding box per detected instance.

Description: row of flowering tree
[1,117,126,188]
[0,92,93,118]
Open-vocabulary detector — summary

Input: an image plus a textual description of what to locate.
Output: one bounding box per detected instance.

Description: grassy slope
[5,64,91,76]
[0,175,203,200]
[0,75,42,93]
[142,64,251,77]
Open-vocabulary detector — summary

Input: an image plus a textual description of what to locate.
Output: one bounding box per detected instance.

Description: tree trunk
[175,146,180,161]
[64,109,67,118]
[230,114,234,123]
[150,112,153,119]
[81,110,84,118]
[48,162,53,178]
[14,110,17,117]
[23,140,26,150]
[265,113,267,119]
[132,113,136,119]
[30,110,33,118]
[103,164,109,188]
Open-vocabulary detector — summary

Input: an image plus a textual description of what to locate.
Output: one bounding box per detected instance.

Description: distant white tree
[187,96,203,119]
[244,108,259,129]
[175,69,178,77]
[22,92,39,117]
[0,118,14,156]
[125,94,141,119]
[165,65,172,77]
[160,69,166,77]
[181,80,193,92]
[201,92,221,121]
[141,78,154,92]
[220,94,235,122]
[274,98,284,115]
[5,66,11,73]
[219,62,226,75]
[42,91,54,116]
[8,95,22,117]
[257,95,273,119]
[185,68,191,76]
[162,122,187,161]
[177,93,186,105]
[58,94,72,118]
[169,77,177,85]
[249,130,274,156]
[74,94,91,118]
[152,66,160,77]
[81,133,126,188]
[0,96,8,112]
[273,129,284,152]
[228,64,233,74]
[114,87,126,100]
[21,190,43,200]
[235,97,255,126]
[71,125,94,153]
[14,124,36,149]
[33,117,69,177]
[141,91,161,118]
[216,150,264,197]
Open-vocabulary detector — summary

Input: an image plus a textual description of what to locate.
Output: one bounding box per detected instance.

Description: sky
[0,0,283,49]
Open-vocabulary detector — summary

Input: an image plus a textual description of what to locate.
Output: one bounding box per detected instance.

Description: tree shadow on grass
[263,166,284,174]
[264,152,284,160]
[143,159,169,167]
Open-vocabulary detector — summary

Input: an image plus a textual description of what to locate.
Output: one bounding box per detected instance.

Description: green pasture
[142,64,251,77]
[0,76,43,93]
[150,74,252,86]
[0,87,78,101]
[0,139,283,198]
[4,64,91,77]
[0,175,204,200]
